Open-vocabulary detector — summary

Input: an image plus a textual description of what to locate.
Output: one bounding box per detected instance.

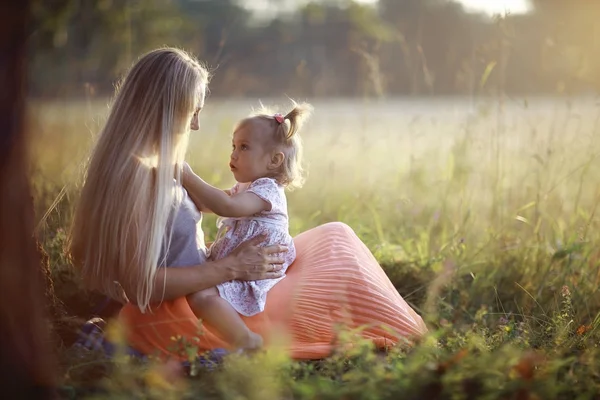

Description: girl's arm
[181,164,231,214]
[187,196,214,214]
[187,189,232,215]
[183,168,269,218]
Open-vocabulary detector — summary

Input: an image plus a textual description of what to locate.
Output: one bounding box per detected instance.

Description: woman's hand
[227,234,288,281]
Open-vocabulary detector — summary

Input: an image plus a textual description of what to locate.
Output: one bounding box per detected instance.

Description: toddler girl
[182,102,312,350]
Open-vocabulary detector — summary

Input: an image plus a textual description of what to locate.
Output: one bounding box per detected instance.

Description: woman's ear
[269,152,285,170]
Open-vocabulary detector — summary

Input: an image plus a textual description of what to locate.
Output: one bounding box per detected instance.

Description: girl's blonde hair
[240,101,312,190]
[69,48,209,313]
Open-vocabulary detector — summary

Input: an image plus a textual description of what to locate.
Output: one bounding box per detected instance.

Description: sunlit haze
[352,0,532,15]
[458,0,531,15]
[245,0,532,16]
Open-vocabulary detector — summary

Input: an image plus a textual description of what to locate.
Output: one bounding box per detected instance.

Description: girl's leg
[187,287,262,350]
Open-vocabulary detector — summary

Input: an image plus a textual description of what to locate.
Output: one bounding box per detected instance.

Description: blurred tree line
[29,0,600,98]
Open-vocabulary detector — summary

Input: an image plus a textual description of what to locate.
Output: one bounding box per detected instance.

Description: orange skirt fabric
[119,222,428,360]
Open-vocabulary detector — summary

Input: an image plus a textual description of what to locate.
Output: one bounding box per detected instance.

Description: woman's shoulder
[176,185,202,220]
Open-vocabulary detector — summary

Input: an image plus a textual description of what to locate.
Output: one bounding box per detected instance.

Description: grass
[30,96,600,399]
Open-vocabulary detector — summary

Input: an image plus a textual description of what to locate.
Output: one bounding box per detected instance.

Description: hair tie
[274,113,284,124]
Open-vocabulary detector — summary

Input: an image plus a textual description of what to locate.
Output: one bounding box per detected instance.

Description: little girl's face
[229,123,273,183]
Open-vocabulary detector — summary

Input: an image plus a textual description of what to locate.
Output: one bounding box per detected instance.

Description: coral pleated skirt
[119,222,428,360]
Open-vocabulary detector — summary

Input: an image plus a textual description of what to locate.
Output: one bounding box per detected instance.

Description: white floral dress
[210,177,296,316]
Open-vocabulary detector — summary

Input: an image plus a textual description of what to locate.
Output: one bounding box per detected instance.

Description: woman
[69,47,427,361]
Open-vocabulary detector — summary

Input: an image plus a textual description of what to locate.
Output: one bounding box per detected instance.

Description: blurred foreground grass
[31,97,600,399]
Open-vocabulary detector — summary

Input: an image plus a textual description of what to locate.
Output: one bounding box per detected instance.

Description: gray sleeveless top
[160,187,208,267]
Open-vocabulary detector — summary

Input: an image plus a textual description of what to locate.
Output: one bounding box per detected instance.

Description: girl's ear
[269,152,285,170]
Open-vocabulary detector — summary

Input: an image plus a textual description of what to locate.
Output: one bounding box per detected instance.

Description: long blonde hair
[69,48,209,313]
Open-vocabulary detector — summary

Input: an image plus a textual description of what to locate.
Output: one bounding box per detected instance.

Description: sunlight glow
[458,0,531,15]
[352,0,531,15]
[242,0,532,17]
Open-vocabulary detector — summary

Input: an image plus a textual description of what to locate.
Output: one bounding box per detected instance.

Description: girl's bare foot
[235,331,263,352]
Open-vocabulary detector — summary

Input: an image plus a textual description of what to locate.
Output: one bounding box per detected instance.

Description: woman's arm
[182,165,269,218]
[122,235,288,305]
[148,257,235,303]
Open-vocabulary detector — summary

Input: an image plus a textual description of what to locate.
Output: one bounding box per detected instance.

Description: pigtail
[283,102,313,140]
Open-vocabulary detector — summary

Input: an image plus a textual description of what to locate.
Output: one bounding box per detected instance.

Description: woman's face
[190,85,205,131]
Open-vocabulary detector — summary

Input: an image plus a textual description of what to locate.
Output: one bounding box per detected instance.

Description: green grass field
[31,97,600,399]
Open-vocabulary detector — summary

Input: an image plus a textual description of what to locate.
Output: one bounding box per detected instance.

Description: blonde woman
[70,47,427,360]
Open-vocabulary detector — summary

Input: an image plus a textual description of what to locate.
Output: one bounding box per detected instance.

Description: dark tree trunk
[0,1,57,398]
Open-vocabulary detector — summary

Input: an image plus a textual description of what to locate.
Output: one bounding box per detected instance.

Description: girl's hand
[182,162,193,183]
[227,234,287,281]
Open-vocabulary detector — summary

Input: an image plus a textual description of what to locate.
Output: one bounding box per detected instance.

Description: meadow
[31,96,600,399]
